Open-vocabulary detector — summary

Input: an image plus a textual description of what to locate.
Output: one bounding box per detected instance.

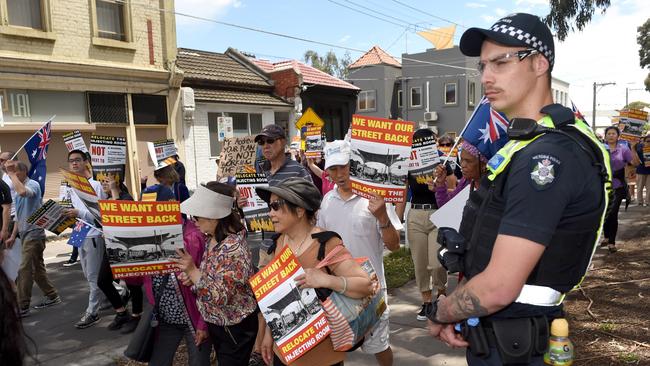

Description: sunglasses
[268,199,286,211]
[191,215,205,222]
[438,143,452,147]
[68,158,84,163]
[257,138,277,146]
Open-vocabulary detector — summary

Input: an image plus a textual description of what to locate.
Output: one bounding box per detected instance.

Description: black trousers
[127,283,143,314]
[603,187,626,245]
[207,310,259,366]
[97,249,124,309]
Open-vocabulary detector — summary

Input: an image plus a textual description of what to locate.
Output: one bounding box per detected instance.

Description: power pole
[592,81,616,132]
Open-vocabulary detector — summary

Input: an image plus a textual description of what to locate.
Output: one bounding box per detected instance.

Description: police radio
[436,227,467,273]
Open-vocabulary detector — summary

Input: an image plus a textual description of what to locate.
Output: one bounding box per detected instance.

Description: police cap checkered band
[460,13,555,70]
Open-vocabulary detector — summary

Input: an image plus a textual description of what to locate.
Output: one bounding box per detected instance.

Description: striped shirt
[257,157,312,187]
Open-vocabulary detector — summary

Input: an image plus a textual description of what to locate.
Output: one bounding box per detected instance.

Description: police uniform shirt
[493,132,603,317]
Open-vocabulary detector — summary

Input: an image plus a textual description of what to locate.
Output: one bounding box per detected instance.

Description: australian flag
[23,118,53,195]
[68,220,92,247]
[461,96,510,160]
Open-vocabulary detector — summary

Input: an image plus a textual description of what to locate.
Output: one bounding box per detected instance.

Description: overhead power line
[390,0,469,29]
[116,0,476,72]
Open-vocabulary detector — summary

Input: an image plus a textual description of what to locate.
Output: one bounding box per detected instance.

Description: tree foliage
[625,101,650,110]
[545,0,611,41]
[303,50,352,79]
[638,18,650,92]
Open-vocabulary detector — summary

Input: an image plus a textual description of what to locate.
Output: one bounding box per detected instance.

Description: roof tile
[251,59,359,90]
[193,88,291,107]
[349,45,401,69]
[177,48,271,87]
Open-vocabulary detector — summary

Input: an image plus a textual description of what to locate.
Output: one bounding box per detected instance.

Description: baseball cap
[254,124,286,143]
[180,184,235,219]
[323,140,351,170]
[255,177,322,212]
[459,13,555,70]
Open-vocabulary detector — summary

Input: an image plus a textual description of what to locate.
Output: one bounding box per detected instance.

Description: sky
[171,0,650,115]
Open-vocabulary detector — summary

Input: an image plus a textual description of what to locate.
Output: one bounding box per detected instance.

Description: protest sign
[408,135,440,184]
[349,115,414,203]
[217,136,257,178]
[100,200,183,279]
[60,169,102,224]
[249,246,330,364]
[62,130,88,153]
[617,117,647,143]
[304,127,324,159]
[217,116,234,141]
[147,139,177,170]
[90,134,127,183]
[27,199,77,235]
[236,173,274,232]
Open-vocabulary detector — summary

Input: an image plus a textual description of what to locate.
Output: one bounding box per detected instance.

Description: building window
[357,90,376,112]
[444,83,457,105]
[9,91,30,117]
[95,0,126,40]
[208,112,265,157]
[132,94,168,124]
[6,0,42,29]
[467,81,476,109]
[410,87,422,108]
[87,92,127,123]
[397,90,403,108]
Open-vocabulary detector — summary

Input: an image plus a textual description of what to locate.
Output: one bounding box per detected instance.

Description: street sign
[295,107,325,129]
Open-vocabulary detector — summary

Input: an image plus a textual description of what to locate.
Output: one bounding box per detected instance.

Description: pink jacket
[143,220,208,332]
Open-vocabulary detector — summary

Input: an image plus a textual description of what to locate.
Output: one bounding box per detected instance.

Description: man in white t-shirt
[317,140,402,366]
[0,151,20,281]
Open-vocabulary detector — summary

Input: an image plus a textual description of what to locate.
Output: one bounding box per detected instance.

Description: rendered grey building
[400,46,481,137]
[348,46,481,138]
[347,46,402,120]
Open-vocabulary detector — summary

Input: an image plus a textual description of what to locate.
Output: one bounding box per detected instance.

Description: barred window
[87,92,127,123]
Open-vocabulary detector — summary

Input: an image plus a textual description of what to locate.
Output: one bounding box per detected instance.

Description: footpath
[22,206,648,365]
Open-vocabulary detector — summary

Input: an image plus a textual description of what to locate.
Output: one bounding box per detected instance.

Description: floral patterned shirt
[194,230,257,326]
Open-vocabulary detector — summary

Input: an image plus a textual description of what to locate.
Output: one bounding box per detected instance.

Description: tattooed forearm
[436,286,488,323]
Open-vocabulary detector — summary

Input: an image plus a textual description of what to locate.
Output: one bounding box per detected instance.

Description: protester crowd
[1,12,650,366]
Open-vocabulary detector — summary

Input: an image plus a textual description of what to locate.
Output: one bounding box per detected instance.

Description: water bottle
[544,318,574,365]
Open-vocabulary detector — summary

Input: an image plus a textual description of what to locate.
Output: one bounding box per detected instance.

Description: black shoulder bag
[124,274,170,362]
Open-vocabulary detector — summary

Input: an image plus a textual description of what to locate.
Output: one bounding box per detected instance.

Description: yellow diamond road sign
[295,107,325,129]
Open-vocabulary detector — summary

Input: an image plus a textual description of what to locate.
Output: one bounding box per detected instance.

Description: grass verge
[384,247,415,289]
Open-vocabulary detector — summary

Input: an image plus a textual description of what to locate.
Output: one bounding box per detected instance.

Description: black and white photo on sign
[305,135,324,151]
[350,140,409,187]
[259,270,322,344]
[104,225,183,264]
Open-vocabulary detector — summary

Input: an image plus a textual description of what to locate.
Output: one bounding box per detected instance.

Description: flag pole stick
[10,115,56,160]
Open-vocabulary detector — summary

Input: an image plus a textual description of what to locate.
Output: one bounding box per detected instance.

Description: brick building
[0,0,180,198]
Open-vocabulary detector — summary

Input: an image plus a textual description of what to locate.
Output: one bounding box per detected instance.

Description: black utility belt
[460,316,550,364]
[411,203,435,210]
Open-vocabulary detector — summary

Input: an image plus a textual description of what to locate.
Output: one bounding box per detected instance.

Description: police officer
[425,13,611,365]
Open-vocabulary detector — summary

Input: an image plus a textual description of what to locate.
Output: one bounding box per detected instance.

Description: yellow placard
[295,107,325,129]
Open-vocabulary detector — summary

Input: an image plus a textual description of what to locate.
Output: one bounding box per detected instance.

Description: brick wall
[0,0,167,70]
[270,69,300,98]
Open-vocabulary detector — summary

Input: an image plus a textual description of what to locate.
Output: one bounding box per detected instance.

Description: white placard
[429,185,471,231]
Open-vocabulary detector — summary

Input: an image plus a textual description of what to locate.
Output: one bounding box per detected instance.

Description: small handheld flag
[67,220,92,248]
